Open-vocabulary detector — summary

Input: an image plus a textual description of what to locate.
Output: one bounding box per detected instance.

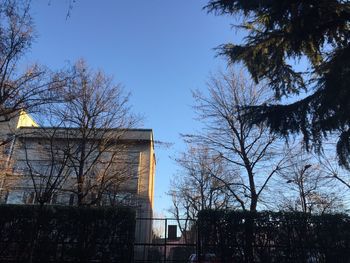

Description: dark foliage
[0,204,135,263]
[205,0,350,168]
[198,209,350,263]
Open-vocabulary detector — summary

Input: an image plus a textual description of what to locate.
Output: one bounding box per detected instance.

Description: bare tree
[169,144,237,242]
[317,144,350,192]
[275,148,344,214]
[0,138,17,202]
[0,0,65,127]
[185,70,289,212]
[0,1,67,202]
[49,60,140,206]
[18,127,73,206]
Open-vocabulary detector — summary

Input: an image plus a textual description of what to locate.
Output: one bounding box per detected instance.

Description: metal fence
[134,218,198,263]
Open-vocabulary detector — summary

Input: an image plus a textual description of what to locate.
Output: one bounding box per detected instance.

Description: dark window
[69,194,75,205]
[24,192,36,204]
[168,225,177,240]
[51,193,58,204]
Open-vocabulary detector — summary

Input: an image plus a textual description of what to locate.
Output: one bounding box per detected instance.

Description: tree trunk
[244,214,255,263]
[250,194,258,213]
[77,140,86,206]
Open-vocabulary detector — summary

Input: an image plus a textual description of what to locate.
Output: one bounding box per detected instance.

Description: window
[51,193,58,204]
[23,191,36,204]
[6,191,24,204]
[69,194,75,205]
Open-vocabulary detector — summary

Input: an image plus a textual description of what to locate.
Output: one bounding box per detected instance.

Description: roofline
[15,127,155,143]
[17,126,153,132]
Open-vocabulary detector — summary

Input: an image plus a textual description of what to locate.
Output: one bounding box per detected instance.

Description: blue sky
[24,0,239,215]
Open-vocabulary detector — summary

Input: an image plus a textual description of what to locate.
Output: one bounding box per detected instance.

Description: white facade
[0,112,156,243]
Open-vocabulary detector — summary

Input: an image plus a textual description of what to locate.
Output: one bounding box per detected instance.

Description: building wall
[0,115,156,243]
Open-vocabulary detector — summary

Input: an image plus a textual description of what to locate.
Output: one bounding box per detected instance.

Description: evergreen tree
[205,0,350,168]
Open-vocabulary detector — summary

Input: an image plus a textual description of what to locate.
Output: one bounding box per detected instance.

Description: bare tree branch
[184,69,285,211]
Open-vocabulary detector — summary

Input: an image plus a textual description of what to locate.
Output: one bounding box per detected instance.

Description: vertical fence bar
[197,220,200,262]
[164,218,167,263]
[134,217,198,263]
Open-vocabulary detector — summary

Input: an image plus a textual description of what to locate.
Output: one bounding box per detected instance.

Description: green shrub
[198,210,350,263]
[0,204,135,263]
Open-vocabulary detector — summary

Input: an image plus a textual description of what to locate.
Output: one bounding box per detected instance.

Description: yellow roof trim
[16,110,39,128]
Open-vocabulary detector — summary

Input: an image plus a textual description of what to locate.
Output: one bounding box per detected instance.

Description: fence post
[197,220,201,262]
[164,218,167,262]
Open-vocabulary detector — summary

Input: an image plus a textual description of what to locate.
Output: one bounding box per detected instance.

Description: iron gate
[134,218,199,263]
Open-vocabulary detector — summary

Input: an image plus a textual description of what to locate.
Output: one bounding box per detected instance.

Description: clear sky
[24,0,239,215]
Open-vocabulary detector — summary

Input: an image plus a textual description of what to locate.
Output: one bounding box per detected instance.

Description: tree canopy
[205,0,350,168]
[0,0,65,124]
[184,70,288,212]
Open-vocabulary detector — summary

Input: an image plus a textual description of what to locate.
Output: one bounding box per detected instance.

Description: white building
[0,111,156,244]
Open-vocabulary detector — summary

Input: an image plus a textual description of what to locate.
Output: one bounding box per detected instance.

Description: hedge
[198,210,350,263]
[0,204,135,263]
